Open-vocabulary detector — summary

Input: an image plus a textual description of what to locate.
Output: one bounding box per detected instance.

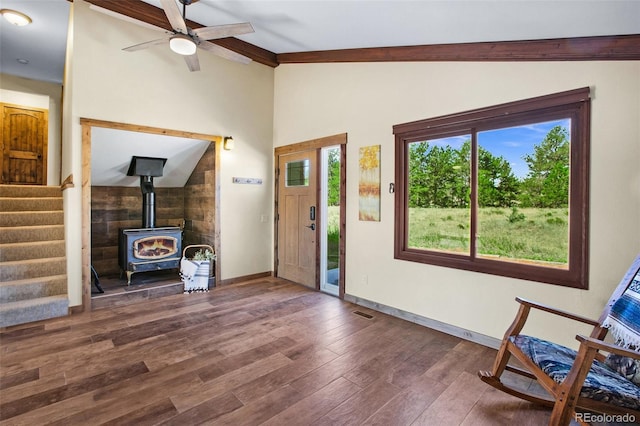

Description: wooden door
[1,103,48,185]
[277,150,318,288]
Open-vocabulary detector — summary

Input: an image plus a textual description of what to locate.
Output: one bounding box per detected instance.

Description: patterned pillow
[605,354,640,386]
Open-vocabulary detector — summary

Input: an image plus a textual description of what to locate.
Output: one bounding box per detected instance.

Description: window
[285,159,310,186]
[393,88,590,288]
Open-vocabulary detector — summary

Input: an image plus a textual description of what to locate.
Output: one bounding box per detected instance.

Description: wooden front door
[277,150,318,288]
[1,103,48,185]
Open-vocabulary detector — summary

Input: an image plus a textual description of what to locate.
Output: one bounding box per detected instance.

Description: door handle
[305,223,316,231]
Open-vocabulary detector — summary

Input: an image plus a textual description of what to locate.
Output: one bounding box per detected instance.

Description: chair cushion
[604,354,640,385]
[511,335,640,410]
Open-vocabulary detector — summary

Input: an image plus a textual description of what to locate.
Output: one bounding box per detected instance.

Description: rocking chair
[479,253,640,426]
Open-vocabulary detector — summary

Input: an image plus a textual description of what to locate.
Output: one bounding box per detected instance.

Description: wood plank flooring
[0,277,558,425]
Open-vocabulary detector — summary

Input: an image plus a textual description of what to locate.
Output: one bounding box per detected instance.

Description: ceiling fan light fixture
[169,35,197,56]
[1,9,32,26]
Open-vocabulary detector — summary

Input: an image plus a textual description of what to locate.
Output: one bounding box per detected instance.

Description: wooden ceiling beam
[277,34,640,64]
[83,0,279,68]
[80,1,640,67]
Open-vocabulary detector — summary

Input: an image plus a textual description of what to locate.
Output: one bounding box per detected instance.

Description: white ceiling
[0,0,70,83]
[1,0,639,84]
[141,0,640,53]
[91,127,211,187]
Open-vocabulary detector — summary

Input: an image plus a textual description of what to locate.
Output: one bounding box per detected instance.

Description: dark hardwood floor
[1,277,559,425]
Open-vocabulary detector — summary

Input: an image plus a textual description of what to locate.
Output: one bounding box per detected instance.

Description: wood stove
[118,156,182,284]
[119,227,182,284]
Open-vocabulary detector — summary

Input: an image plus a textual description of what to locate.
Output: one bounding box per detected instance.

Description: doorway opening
[274,133,346,298]
[80,118,222,311]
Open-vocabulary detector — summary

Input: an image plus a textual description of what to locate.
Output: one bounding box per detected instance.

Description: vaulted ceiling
[1,0,640,84]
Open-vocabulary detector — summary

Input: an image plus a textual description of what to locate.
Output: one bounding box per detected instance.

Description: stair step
[0,257,67,281]
[0,225,65,243]
[0,275,67,303]
[0,295,68,328]
[0,197,62,212]
[0,185,62,198]
[0,185,69,328]
[0,211,64,227]
[0,240,66,262]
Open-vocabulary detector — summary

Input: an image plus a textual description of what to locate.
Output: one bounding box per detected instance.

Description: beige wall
[62,0,275,306]
[274,61,640,346]
[0,74,63,185]
[55,0,640,345]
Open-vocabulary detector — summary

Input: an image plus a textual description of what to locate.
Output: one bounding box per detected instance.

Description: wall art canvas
[359,145,381,221]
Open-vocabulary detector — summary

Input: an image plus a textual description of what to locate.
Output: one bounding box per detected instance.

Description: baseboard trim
[218,271,273,286]
[344,293,501,349]
[69,305,84,315]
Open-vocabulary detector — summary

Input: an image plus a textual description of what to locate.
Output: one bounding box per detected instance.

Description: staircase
[0,185,69,328]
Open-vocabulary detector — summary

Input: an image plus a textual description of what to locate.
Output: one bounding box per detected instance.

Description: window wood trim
[393,88,590,289]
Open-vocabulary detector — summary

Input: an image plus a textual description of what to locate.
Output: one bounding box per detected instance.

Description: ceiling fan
[101,0,254,71]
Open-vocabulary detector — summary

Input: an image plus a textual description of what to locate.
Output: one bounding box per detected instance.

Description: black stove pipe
[140,175,155,229]
[126,156,167,230]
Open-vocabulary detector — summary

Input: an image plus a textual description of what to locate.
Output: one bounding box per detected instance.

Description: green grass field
[326,206,341,270]
[408,207,569,265]
[326,206,567,267]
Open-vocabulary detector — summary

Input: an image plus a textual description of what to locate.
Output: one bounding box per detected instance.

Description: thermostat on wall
[232,177,263,185]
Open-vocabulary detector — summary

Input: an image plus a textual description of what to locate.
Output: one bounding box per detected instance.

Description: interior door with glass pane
[277,150,318,288]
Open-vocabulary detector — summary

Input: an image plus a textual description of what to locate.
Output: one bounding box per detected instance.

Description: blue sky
[427,118,571,179]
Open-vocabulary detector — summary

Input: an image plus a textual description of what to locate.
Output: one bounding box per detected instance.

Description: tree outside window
[393,88,590,288]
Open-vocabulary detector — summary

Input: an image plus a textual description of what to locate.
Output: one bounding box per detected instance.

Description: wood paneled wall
[90,146,216,278]
[91,187,185,277]
[183,143,215,249]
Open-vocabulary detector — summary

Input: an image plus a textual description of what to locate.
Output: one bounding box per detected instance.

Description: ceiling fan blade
[123,37,171,52]
[193,23,255,41]
[183,53,201,72]
[89,5,169,33]
[160,0,188,34]
[198,40,252,64]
